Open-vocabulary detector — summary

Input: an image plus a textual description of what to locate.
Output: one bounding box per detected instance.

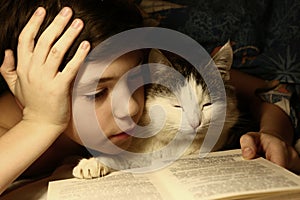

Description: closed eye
[170,99,182,109]
[203,103,211,107]
[85,88,108,101]
[171,102,182,109]
[202,102,212,108]
[173,104,182,108]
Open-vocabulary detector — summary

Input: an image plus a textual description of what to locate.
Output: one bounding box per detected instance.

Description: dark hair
[0,0,143,91]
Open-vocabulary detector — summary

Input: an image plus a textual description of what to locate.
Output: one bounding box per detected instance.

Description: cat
[72,42,240,178]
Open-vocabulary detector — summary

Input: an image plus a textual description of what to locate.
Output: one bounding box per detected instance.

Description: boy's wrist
[22,107,69,133]
[19,119,66,136]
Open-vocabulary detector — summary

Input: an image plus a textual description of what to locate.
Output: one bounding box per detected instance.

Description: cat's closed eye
[169,99,182,109]
[173,104,182,108]
[202,102,212,109]
[171,101,182,109]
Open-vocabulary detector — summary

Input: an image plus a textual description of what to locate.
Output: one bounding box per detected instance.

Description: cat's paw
[72,157,110,179]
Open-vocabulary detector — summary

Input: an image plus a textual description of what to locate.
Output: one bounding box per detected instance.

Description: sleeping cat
[73,42,240,178]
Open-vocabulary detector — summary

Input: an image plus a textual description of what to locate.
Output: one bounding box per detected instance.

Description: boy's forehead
[76,51,143,85]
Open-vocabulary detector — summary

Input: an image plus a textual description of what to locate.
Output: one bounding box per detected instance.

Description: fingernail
[60,7,71,17]
[242,147,253,158]
[35,7,44,16]
[81,41,90,50]
[71,19,82,29]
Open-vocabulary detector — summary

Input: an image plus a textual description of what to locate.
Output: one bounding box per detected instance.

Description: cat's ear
[148,49,174,78]
[212,41,233,81]
[148,49,173,67]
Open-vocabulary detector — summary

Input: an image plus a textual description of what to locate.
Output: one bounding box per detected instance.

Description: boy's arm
[0,7,89,194]
[230,69,300,173]
[0,113,63,194]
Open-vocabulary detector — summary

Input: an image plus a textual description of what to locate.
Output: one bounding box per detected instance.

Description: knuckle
[18,33,26,45]
[50,46,62,59]
[0,67,8,75]
[16,66,25,75]
[18,32,33,46]
[36,34,50,48]
[279,140,287,148]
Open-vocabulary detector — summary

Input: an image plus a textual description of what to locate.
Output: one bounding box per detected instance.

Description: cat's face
[144,73,212,136]
[140,42,234,140]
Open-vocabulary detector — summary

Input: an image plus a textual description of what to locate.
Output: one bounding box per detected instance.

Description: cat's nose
[190,118,200,129]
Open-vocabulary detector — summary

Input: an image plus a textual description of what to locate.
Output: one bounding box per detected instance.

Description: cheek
[166,107,183,129]
[201,107,212,125]
[64,103,83,145]
[64,121,84,146]
[94,102,112,128]
[70,98,112,147]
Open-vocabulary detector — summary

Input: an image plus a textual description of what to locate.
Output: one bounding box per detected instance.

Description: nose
[186,111,201,130]
[190,117,200,129]
[112,83,140,119]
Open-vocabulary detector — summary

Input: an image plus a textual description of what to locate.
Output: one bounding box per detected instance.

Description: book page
[156,149,300,199]
[47,149,300,200]
[47,171,165,200]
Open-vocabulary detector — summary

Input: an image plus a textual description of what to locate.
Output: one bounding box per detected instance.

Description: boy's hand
[0,7,90,131]
[240,132,300,173]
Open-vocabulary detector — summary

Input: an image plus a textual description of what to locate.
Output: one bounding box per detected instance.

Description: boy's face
[65,50,145,154]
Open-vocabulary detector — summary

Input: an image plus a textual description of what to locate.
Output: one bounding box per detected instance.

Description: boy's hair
[0,0,143,70]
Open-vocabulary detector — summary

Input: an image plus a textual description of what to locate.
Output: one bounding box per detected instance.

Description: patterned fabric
[257,81,297,129]
[135,0,300,137]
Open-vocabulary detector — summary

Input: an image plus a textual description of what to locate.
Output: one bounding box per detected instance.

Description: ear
[212,41,233,81]
[148,49,173,67]
[148,49,174,78]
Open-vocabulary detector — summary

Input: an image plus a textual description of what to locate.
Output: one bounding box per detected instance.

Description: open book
[47,149,300,200]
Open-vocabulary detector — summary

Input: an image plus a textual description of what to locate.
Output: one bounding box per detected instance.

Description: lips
[107,125,137,145]
[109,132,130,139]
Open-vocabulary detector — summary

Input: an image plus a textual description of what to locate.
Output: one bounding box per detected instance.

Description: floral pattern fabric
[135,0,300,137]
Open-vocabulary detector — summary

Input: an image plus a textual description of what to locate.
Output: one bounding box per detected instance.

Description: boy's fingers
[57,41,90,85]
[45,19,84,76]
[265,142,287,167]
[287,146,300,173]
[0,50,17,93]
[32,7,73,65]
[261,133,290,168]
[17,7,46,59]
[1,50,15,73]
[240,132,260,159]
